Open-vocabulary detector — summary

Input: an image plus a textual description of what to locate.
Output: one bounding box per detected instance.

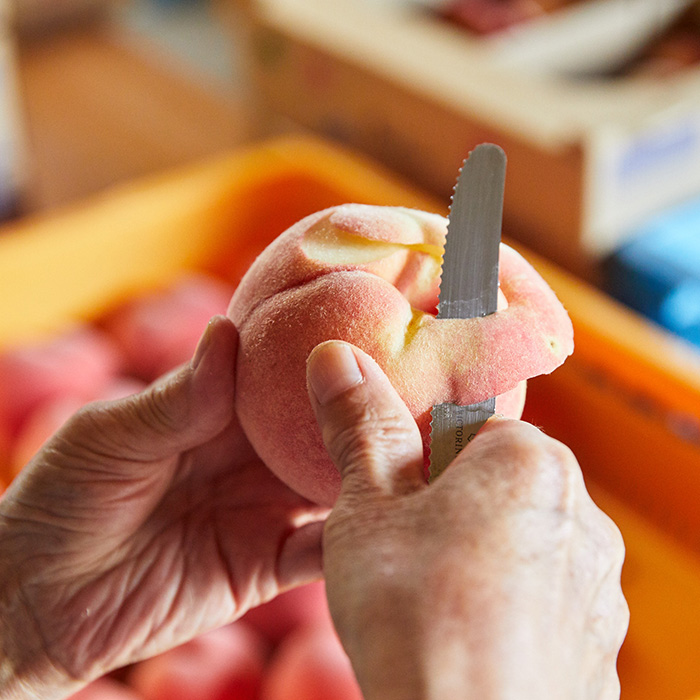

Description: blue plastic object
[604,197,700,350]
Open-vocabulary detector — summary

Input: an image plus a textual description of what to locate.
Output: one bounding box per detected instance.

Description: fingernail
[307,342,364,406]
[191,318,217,370]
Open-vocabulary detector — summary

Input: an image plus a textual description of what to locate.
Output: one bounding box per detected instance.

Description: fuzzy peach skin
[228,204,573,505]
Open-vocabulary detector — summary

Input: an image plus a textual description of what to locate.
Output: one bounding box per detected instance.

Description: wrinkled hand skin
[308,341,628,700]
[0,317,327,700]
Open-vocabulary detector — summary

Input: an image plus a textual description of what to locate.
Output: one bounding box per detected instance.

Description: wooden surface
[15,15,251,213]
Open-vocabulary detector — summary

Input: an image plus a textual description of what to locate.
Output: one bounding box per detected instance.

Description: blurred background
[2,0,249,213]
[2,1,700,699]
[5,0,700,311]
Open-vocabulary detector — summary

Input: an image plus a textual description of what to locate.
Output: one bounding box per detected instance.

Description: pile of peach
[0,273,235,491]
[68,581,361,700]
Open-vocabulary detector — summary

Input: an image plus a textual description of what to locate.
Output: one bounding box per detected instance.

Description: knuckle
[534,432,580,483]
[588,503,626,566]
[616,595,631,647]
[617,589,630,626]
[482,421,577,475]
[600,672,622,700]
[604,517,626,564]
[473,422,583,511]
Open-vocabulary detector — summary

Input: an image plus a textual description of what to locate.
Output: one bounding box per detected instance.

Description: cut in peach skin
[229,205,573,505]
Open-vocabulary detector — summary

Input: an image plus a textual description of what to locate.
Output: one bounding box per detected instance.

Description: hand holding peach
[229,204,574,505]
[0,317,327,700]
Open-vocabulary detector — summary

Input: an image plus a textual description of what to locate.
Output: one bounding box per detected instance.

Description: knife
[428,143,507,482]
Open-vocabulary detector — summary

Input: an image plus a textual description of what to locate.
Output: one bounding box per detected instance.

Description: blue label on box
[605,195,700,350]
[586,109,700,254]
[617,120,699,184]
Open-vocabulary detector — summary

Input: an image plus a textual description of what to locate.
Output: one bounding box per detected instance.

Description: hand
[307,340,629,700]
[0,316,328,700]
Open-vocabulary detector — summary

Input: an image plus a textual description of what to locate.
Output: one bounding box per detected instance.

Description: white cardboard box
[232,0,700,281]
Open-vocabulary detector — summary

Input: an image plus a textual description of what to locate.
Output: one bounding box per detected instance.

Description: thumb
[68,315,238,462]
[306,341,425,498]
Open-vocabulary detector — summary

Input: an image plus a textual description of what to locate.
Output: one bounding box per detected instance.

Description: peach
[0,326,123,438]
[0,421,10,486]
[128,623,267,700]
[261,623,363,700]
[229,204,573,505]
[104,274,234,381]
[242,580,329,645]
[9,394,86,479]
[439,0,544,35]
[9,376,146,479]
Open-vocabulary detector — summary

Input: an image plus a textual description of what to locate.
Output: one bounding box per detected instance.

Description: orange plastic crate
[1,135,699,699]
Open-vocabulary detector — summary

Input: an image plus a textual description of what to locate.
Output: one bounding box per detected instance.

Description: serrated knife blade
[429,143,506,482]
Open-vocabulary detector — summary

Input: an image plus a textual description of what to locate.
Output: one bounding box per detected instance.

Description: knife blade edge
[428,144,506,482]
